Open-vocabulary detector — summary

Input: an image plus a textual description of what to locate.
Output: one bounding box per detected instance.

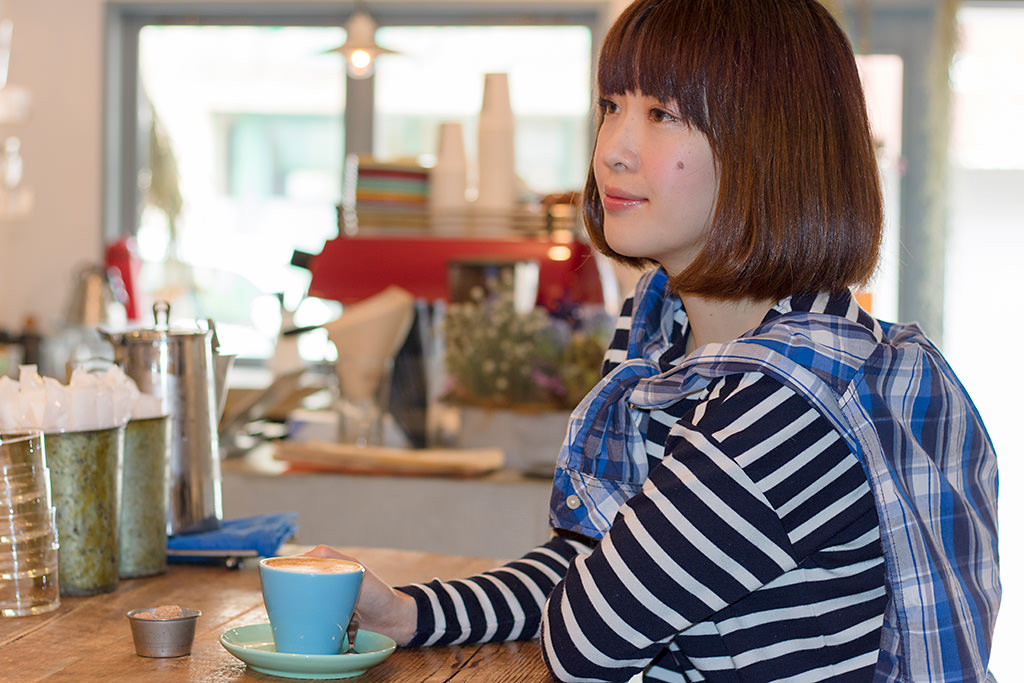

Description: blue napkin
[168,512,299,558]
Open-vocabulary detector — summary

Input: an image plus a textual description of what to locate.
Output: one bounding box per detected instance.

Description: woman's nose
[597,117,637,172]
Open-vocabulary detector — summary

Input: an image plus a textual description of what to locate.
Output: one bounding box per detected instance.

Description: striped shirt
[399,269,998,682]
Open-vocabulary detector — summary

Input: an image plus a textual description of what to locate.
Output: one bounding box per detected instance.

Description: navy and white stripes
[400,537,587,646]
[542,370,885,681]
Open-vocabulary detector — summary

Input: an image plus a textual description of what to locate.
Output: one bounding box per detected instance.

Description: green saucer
[220,624,396,679]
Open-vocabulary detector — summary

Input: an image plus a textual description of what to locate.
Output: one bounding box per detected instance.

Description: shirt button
[566,495,582,510]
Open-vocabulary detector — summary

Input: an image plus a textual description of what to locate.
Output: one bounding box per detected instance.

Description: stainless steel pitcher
[100,301,232,535]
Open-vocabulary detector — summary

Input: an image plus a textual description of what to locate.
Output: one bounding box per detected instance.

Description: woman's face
[593,91,719,276]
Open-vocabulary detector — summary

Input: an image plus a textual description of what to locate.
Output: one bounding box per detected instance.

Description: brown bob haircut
[582,0,883,301]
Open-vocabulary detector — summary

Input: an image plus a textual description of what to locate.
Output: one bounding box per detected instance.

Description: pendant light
[329,6,395,79]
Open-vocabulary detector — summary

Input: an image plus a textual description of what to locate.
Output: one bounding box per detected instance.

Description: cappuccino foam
[263,557,362,575]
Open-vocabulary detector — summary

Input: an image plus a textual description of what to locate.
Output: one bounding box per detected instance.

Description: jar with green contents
[46,425,125,597]
[119,415,170,578]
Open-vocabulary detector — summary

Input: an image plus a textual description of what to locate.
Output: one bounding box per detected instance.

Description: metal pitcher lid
[118,301,212,342]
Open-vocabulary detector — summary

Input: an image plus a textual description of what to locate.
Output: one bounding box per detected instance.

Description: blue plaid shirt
[550,268,1000,681]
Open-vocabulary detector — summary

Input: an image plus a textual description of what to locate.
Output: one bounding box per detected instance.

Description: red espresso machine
[293,233,607,308]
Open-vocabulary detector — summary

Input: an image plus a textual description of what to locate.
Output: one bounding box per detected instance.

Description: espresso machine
[291,232,608,448]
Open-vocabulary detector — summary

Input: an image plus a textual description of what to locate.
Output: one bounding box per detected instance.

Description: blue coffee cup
[258,555,365,655]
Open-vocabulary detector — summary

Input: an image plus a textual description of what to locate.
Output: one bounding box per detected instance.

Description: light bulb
[347,49,373,78]
[547,245,572,262]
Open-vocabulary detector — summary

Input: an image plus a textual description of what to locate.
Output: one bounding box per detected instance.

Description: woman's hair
[582,0,883,301]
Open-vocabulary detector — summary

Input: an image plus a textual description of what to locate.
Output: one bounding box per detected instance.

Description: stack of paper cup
[430,121,468,234]
[475,73,517,233]
[0,431,60,617]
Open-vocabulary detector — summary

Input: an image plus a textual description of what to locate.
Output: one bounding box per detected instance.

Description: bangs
[596,0,712,131]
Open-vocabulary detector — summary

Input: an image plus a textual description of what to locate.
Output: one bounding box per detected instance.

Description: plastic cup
[0,462,48,478]
[0,526,58,564]
[0,432,46,469]
[0,540,58,575]
[335,357,393,447]
[0,476,50,505]
[2,489,51,517]
[0,441,50,507]
[0,526,57,557]
[0,436,59,618]
[0,506,56,542]
[0,538,60,617]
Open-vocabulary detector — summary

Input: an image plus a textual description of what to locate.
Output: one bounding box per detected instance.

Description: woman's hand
[300,544,418,646]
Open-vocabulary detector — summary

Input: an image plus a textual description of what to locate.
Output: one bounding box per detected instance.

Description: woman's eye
[650,107,677,123]
[598,98,619,115]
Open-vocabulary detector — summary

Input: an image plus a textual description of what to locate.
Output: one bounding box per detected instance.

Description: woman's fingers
[347,614,361,652]
[301,544,357,562]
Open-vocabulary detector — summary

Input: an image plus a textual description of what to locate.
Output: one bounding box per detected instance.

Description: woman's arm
[397,534,591,646]
[305,534,591,647]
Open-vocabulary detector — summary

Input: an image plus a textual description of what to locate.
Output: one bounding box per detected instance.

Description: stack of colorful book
[353,158,430,230]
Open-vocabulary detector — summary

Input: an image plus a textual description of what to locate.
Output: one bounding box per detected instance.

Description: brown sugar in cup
[126,605,201,657]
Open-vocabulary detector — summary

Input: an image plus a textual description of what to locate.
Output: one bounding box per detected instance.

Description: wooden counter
[0,546,553,681]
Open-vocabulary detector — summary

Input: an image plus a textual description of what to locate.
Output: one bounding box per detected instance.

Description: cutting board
[273,440,505,478]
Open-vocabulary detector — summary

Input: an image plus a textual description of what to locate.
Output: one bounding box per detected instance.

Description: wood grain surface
[273,442,505,477]
[0,546,554,681]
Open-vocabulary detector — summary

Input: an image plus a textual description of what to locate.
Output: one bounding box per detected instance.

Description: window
[110,6,598,358]
[135,25,346,359]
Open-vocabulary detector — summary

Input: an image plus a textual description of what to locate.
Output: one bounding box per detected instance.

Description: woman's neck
[681,294,776,354]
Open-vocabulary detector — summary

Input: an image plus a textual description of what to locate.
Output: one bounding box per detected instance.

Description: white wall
[0,0,105,332]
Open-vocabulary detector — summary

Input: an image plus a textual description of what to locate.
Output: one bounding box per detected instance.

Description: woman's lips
[602,188,646,212]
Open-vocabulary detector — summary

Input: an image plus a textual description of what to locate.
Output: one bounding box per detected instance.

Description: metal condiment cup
[126,608,202,657]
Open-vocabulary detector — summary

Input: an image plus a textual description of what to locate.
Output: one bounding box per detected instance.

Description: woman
[309,1,1000,680]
